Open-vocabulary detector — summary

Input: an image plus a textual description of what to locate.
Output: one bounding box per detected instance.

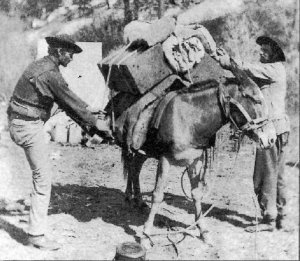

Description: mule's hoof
[133,199,148,211]
[200,231,213,246]
[137,230,154,250]
[245,222,275,233]
[124,195,132,203]
[140,236,153,250]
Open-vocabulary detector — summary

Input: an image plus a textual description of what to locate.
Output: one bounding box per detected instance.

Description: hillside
[0,0,299,113]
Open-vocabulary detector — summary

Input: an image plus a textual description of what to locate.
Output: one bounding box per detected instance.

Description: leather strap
[8,111,39,121]
[8,99,43,121]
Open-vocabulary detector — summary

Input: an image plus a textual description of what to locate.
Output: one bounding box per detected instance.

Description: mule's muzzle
[256,121,277,149]
[258,133,275,149]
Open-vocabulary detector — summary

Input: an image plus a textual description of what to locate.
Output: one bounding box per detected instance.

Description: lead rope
[230,135,258,260]
[180,149,214,203]
[251,145,258,260]
[252,193,259,260]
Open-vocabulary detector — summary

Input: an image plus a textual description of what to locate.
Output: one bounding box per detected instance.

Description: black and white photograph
[0,0,298,259]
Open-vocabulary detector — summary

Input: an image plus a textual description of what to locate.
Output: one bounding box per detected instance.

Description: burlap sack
[162,35,205,73]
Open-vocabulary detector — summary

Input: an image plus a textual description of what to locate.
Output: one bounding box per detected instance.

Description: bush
[0,0,10,13]
[73,13,125,57]
[21,0,62,18]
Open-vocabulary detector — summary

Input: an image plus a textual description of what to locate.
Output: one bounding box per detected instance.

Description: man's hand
[216,47,231,69]
[87,105,104,113]
[95,118,114,140]
[95,118,110,132]
[94,110,107,120]
[87,105,107,120]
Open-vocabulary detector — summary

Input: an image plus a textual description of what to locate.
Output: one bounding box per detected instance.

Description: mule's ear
[241,88,262,104]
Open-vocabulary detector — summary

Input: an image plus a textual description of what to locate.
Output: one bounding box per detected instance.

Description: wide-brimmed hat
[45,34,82,53]
[256,36,285,62]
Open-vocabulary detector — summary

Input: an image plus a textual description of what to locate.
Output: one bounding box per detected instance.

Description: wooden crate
[98,44,173,95]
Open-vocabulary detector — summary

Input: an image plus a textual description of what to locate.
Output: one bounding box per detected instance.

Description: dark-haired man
[7,34,111,250]
[218,36,290,232]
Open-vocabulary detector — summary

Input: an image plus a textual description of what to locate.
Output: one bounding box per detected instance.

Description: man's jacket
[241,61,290,135]
[8,55,97,129]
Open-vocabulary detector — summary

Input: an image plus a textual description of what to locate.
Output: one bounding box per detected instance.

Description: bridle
[218,84,269,132]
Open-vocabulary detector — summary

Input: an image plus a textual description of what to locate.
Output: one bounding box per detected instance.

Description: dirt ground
[0,104,299,260]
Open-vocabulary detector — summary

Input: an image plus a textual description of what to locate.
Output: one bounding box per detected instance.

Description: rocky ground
[0,104,298,260]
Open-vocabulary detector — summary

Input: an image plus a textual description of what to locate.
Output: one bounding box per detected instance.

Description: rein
[218,84,268,132]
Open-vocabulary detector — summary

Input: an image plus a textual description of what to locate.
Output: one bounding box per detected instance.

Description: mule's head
[229,90,276,149]
[221,63,276,149]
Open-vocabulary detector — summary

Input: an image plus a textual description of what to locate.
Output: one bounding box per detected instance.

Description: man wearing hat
[218,36,290,232]
[7,34,111,250]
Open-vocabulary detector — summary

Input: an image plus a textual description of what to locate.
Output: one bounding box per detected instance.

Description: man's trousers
[8,118,52,236]
[253,132,289,221]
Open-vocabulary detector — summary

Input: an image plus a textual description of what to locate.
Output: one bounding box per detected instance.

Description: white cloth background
[37,40,108,109]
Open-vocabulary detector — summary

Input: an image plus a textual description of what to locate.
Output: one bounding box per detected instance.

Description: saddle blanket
[114,75,185,152]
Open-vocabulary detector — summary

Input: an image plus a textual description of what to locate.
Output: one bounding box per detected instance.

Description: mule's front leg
[124,170,133,203]
[123,151,134,203]
[187,157,210,244]
[142,156,170,247]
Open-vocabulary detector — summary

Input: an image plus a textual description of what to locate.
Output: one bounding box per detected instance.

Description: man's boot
[28,234,60,251]
[276,214,293,232]
[245,215,276,233]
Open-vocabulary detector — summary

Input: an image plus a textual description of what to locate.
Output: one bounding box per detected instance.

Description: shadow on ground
[139,191,254,228]
[49,184,254,239]
[49,184,189,238]
[163,192,254,228]
[0,217,29,246]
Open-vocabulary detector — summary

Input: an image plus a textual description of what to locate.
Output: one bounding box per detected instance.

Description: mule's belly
[169,148,204,166]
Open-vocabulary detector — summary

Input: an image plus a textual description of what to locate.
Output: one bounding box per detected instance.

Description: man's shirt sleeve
[240,62,281,83]
[38,70,97,127]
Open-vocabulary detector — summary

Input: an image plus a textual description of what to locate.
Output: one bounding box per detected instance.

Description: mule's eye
[243,91,262,104]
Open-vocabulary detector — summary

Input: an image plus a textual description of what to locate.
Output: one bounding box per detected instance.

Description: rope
[228,135,243,175]
[101,43,134,133]
[251,194,258,260]
[144,204,215,237]
[180,167,193,202]
[180,149,210,202]
[176,35,193,84]
[116,48,139,67]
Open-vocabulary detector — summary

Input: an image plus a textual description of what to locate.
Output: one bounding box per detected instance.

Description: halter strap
[218,84,268,131]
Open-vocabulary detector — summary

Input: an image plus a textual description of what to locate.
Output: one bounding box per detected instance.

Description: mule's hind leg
[142,156,170,243]
[131,154,147,209]
[187,156,210,244]
[124,153,146,208]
